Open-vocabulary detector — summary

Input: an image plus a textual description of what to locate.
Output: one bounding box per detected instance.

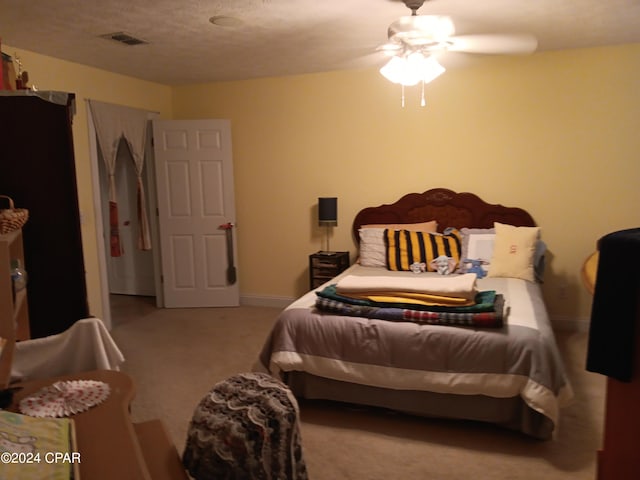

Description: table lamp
[318,197,337,254]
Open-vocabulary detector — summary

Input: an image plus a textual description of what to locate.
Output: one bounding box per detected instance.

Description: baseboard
[240,294,294,309]
[550,315,590,332]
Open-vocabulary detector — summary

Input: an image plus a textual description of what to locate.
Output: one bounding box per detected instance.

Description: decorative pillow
[459,227,547,281]
[358,221,438,268]
[385,229,462,272]
[487,222,540,282]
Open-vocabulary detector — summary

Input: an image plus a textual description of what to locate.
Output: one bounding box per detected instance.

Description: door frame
[88,109,163,329]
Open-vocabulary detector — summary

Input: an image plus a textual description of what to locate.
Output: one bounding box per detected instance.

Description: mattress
[256,264,574,439]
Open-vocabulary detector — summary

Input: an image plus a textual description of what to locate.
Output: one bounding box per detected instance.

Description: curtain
[88,100,152,255]
[122,116,152,250]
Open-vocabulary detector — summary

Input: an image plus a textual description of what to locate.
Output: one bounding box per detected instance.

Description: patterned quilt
[315,287,505,327]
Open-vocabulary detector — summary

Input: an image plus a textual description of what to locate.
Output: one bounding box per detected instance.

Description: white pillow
[487,222,540,282]
[358,228,387,267]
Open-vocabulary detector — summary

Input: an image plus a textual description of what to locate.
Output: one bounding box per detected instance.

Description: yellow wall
[5,46,173,322]
[5,43,639,327]
[173,44,640,326]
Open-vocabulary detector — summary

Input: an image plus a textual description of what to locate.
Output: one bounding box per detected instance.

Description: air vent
[100,32,148,46]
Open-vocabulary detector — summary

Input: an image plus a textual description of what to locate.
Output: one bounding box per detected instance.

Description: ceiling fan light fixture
[415,53,446,83]
[380,56,412,85]
[380,52,445,87]
[379,0,536,107]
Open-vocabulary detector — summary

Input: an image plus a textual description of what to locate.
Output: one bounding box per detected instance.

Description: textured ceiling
[1,0,639,86]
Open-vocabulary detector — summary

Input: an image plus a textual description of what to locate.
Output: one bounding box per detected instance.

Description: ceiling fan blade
[377,42,403,55]
[344,51,389,69]
[447,34,538,55]
[431,51,477,69]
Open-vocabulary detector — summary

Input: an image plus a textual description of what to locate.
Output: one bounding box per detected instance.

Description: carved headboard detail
[352,188,536,241]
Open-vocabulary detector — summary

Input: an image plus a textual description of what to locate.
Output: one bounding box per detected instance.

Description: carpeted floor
[109,294,605,480]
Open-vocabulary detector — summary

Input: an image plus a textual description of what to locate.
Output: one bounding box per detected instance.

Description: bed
[256,188,573,439]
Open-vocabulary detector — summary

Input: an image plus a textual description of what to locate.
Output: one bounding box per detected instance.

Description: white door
[152,119,239,307]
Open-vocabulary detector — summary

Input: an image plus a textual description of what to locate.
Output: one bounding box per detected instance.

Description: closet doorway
[98,136,155,296]
[88,106,162,329]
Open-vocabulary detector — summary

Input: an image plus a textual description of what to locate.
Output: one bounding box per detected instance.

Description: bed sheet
[257,264,574,434]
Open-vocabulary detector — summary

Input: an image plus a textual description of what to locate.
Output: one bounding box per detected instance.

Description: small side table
[309,251,350,290]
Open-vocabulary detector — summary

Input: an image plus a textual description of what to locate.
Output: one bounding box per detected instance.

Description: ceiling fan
[382,0,538,57]
[379,0,537,105]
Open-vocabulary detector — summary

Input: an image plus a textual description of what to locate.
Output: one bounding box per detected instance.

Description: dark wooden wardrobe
[0,91,89,338]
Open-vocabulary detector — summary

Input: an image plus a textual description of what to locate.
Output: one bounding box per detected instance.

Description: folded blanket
[337,291,475,307]
[317,285,497,313]
[335,273,478,301]
[315,295,506,328]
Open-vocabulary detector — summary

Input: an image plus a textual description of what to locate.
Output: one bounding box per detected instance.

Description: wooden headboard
[352,188,536,240]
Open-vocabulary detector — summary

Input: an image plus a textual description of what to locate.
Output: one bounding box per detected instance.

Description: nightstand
[309,251,350,290]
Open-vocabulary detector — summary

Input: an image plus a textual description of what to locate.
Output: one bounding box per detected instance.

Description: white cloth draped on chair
[11,318,125,382]
[88,100,152,255]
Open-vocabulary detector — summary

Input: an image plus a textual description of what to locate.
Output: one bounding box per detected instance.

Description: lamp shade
[379,53,445,87]
[318,197,337,226]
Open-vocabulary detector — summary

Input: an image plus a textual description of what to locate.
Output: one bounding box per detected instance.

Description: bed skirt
[285,371,554,440]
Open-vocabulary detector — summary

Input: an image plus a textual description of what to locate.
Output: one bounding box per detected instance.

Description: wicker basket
[0,195,29,235]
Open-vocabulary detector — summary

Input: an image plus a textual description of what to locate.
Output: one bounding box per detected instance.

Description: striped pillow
[385,229,462,272]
